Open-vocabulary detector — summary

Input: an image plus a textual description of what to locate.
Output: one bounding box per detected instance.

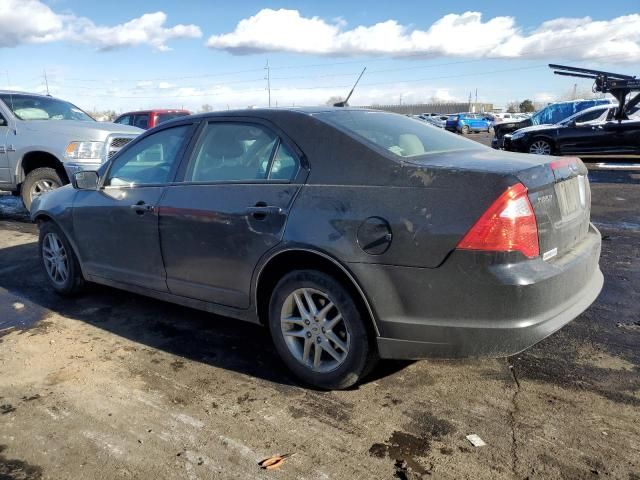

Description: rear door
[73,123,194,290]
[600,120,640,154]
[158,119,306,308]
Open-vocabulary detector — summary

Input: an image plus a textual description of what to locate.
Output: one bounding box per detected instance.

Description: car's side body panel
[30,108,603,361]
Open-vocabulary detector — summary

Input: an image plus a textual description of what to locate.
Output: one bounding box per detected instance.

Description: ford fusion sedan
[31,108,603,389]
[503,104,640,156]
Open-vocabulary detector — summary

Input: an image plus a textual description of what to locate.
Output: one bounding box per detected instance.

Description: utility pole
[43,69,50,95]
[475,88,478,104]
[265,59,271,107]
[572,83,577,100]
[399,93,403,106]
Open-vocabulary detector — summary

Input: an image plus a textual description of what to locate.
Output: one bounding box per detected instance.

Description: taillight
[457,183,539,258]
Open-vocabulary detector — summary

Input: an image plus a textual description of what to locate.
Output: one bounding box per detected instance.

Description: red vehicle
[114,109,190,130]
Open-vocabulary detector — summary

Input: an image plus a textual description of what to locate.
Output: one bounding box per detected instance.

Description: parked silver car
[0,91,141,210]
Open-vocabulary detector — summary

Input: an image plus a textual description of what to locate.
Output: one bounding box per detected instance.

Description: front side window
[106,125,189,186]
[186,122,283,182]
[0,94,93,122]
[115,115,131,125]
[316,110,478,158]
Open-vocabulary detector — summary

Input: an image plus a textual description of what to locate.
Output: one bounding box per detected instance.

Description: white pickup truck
[0,91,141,210]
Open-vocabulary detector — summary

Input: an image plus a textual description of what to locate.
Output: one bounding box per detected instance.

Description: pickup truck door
[72,123,194,291]
[0,116,10,184]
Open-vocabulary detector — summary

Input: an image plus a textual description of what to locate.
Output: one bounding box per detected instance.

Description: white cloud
[0,0,202,51]
[207,9,640,62]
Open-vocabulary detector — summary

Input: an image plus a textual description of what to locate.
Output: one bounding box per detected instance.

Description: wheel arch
[18,151,69,186]
[33,213,87,278]
[254,248,380,337]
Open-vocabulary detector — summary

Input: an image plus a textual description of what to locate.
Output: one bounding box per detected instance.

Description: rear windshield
[156,112,189,125]
[316,110,478,157]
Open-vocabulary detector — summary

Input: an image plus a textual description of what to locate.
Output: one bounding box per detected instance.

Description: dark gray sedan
[31,108,603,389]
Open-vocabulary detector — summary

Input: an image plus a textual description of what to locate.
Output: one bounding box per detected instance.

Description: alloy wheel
[30,179,59,201]
[280,288,351,373]
[529,140,552,155]
[42,232,69,286]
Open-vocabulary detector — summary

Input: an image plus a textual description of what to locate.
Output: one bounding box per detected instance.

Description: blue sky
[2,0,639,112]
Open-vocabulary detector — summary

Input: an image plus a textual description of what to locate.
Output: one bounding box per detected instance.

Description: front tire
[268,270,376,390]
[461,125,470,134]
[39,221,85,296]
[21,167,63,211]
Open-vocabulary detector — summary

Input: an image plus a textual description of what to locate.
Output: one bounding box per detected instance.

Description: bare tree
[506,101,519,113]
[200,104,213,112]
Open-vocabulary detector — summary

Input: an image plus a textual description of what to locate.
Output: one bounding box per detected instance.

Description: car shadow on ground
[0,240,411,389]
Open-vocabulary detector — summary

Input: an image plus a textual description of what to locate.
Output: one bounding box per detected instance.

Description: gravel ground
[0,148,638,479]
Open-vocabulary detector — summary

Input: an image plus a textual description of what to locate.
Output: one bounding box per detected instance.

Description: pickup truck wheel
[38,221,85,296]
[269,270,377,390]
[21,168,62,211]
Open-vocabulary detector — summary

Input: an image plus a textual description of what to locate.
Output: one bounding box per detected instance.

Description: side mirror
[72,171,99,190]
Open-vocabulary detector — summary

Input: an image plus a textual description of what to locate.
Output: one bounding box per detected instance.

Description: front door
[0,115,10,185]
[159,120,305,309]
[73,124,193,291]
[557,108,609,155]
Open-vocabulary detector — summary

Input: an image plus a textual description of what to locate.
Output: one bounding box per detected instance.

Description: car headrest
[399,134,425,157]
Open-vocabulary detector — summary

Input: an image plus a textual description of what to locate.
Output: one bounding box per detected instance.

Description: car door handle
[246,205,283,219]
[130,202,155,215]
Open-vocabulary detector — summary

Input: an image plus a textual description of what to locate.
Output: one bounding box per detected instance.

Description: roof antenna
[334,67,366,107]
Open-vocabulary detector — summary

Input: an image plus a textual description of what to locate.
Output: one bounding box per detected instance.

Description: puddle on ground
[0,287,48,337]
[369,411,455,476]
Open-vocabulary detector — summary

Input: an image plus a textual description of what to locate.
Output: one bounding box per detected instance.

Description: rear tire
[21,167,63,211]
[268,270,377,390]
[39,221,85,296]
[528,138,553,155]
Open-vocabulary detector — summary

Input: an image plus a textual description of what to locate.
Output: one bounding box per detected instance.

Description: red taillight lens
[457,183,539,258]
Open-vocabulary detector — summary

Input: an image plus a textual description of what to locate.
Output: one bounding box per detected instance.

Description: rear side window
[134,114,150,129]
[185,122,299,183]
[316,110,478,157]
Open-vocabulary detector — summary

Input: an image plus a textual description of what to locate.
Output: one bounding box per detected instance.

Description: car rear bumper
[348,223,603,359]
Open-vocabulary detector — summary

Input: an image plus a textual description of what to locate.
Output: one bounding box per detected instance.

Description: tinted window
[115,115,131,125]
[0,94,93,121]
[316,111,478,157]
[186,123,278,182]
[134,114,150,129]
[106,125,189,186]
[573,109,606,123]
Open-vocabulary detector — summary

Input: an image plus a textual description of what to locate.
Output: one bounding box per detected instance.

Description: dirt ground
[0,157,639,479]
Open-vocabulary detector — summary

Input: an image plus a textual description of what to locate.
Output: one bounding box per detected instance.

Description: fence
[361,102,494,115]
